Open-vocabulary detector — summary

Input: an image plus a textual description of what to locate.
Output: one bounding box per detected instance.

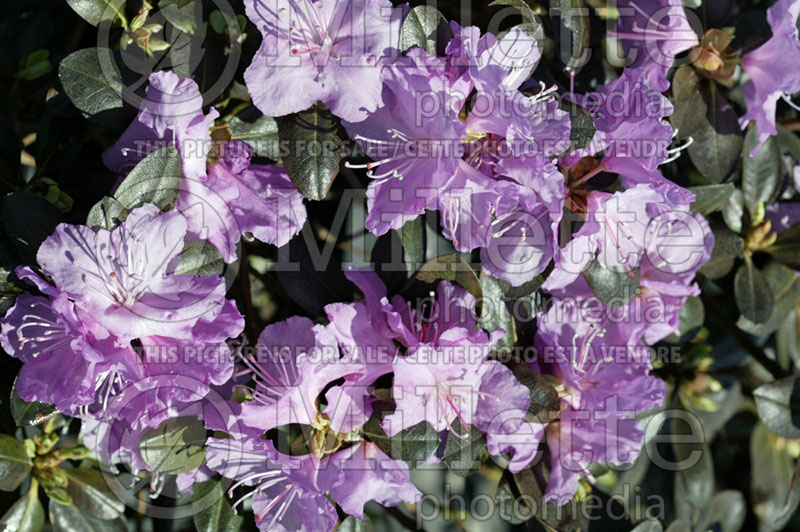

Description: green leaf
[10,381,58,427]
[630,521,663,532]
[582,259,641,307]
[753,375,800,440]
[559,100,596,153]
[670,66,708,140]
[766,223,800,270]
[49,501,127,532]
[160,0,198,36]
[738,262,800,335]
[503,357,560,423]
[750,422,795,531]
[399,5,447,54]
[549,0,591,71]
[229,115,280,161]
[767,458,800,532]
[176,241,224,276]
[58,48,123,116]
[416,253,482,300]
[673,437,713,521]
[0,492,44,532]
[362,418,440,468]
[689,183,735,215]
[62,468,125,520]
[693,491,746,532]
[276,102,346,201]
[664,295,704,342]
[140,416,206,475]
[337,516,374,532]
[742,127,782,217]
[0,435,32,492]
[398,217,425,274]
[86,196,128,230]
[478,272,516,355]
[722,188,744,233]
[441,420,487,476]
[687,84,743,183]
[192,480,243,532]
[113,146,182,212]
[65,0,126,27]
[698,221,743,279]
[734,259,773,324]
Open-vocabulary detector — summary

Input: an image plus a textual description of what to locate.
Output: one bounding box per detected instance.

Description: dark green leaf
[504,357,560,423]
[768,458,800,532]
[399,6,447,55]
[441,420,486,476]
[753,375,800,440]
[0,492,44,532]
[277,102,346,201]
[160,0,198,36]
[722,188,744,233]
[478,272,516,355]
[398,217,425,274]
[673,443,714,521]
[689,183,736,215]
[665,295,704,342]
[694,491,746,532]
[750,422,795,531]
[65,0,125,27]
[229,115,280,161]
[698,221,743,279]
[670,66,708,140]
[85,196,128,230]
[734,259,773,324]
[766,223,800,270]
[10,382,58,427]
[50,501,127,532]
[337,516,374,532]
[549,0,591,71]
[192,480,243,532]
[582,259,641,307]
[58,48,123,116]
[777,124,800,178]
[2,192,62,265]
[416,253,482,300]
[62,467,125,520]
[362,418,440,468]
[113,146,182,212]
[140,416,206,475]
[630,521,663,532]
[664,520,691,532]
[0,435,32,492]
[560,100,596,153]
[176,241,224,276]
[742,126,782,216]
[687,84,743,183]
[738,262,800,335]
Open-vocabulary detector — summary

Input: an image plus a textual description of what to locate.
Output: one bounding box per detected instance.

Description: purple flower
[183,140,307,262]
[243,0,402,122]
[206,437,339,532]
[36,203,228,341]
[235,316,366,436]
[104,71,216,180]
[534,291,667,503]
[0,286,138,416]
[342,65,467,235]
[609,0,698,91]
[739,0,800,153]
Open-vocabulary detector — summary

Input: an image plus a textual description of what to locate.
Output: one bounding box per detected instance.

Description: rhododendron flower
[184,140,307,262]
[244,0,402,122]
[36,203,228,341]
[343,65,467,235]
[609,0,698,91]
[104,70,216,180]
[739,0,800,153]
[534,291,667,503]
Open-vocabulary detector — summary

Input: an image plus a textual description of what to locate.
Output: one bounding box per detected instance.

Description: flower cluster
[5,0,800,529]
